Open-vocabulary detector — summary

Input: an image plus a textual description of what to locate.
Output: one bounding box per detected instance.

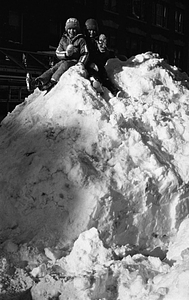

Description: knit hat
[65,18,80,31]
[85,19,99,31]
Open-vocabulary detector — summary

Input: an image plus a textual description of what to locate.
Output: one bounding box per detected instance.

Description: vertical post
[19,87,22,102]
[7,86,11,113]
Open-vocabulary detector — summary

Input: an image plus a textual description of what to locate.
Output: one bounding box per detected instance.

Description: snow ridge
[1,52,189,299]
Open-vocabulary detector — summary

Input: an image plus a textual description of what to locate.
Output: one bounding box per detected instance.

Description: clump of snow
[167,217,189,261]
[1,52,189,299]
[30,228,189,299]
[60,227,112,275]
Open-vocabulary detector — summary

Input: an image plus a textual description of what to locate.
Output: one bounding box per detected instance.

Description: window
[110,34,116,49]
[8,11,23,44]
[175,9,184,33]
[151,40,168,59]
[103,27,117,49]
[131,39,138,54]
[174,46,183,69]
[125,0,145,21]
[104,0,118,13]
[132,0,145,20]
[152,2,168,28]
[125,35,145,57]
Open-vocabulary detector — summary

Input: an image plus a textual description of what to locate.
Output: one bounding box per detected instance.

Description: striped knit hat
[65,18,80,31]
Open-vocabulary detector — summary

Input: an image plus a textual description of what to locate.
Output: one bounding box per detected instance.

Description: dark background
[0,0,188,119]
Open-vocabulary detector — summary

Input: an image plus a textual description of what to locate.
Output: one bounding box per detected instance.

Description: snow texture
[1,52,189,299]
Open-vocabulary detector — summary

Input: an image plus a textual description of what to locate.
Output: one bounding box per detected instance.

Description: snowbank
[1,52,189,299]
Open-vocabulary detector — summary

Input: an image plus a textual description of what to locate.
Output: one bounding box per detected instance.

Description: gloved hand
[90,63,99,72]
[66,44,74,57]
[90,77,104,94]
[76,62,84,67]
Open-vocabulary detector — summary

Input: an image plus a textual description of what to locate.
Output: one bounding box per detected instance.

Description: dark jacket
[98,48,115,66]
[56,32,89,66]
[84,36,99,67]
[84,35,119,95]
[84,36,109,81]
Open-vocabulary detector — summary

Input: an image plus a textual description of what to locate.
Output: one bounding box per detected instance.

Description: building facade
[0,0,188,116]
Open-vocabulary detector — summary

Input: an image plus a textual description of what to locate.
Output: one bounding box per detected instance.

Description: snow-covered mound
[30,227,189,300]
[1,52,189,251]
[1,52,189,299]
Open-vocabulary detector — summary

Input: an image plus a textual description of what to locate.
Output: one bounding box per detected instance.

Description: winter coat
[98,47,115,66]
[84,36,100,67]
[84,36,111,83]
[84,35,119,95]
[56,32,89,66]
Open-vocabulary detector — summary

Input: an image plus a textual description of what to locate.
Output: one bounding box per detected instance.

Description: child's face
[67,28,77,38]
[87,29,96,38]
[98,37,107,52]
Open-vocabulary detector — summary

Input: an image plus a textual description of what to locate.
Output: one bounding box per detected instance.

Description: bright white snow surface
[1,52,189,299]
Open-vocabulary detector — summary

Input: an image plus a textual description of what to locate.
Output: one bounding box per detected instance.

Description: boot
[26,73,42,92]
[40,79,57,92]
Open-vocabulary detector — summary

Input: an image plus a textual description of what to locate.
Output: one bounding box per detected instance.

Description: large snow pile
[1,52,189,299]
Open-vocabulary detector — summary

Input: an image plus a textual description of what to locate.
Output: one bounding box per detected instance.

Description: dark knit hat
[65,18,80,31]
[85,19,99,31]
